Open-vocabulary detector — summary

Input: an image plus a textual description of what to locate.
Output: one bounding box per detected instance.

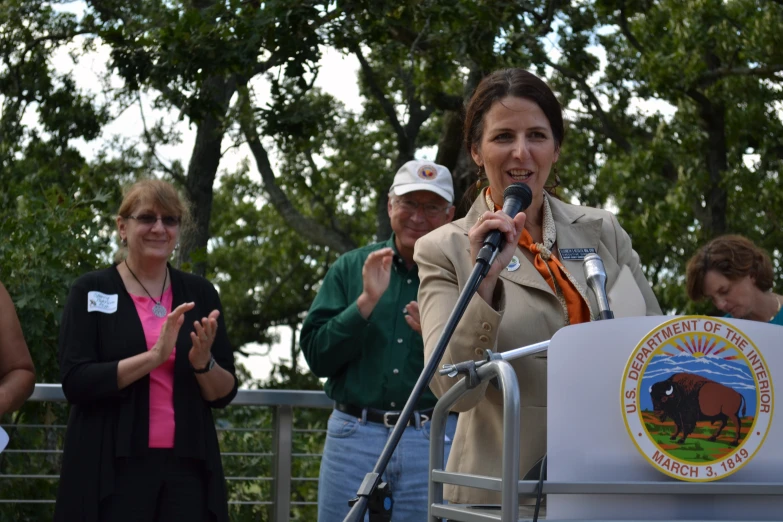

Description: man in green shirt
[301,160,458,521]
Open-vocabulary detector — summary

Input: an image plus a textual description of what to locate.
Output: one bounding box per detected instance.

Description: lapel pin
[506,256,520,272]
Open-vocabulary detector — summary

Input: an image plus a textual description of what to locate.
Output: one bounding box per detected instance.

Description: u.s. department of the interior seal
[621,316,773,481]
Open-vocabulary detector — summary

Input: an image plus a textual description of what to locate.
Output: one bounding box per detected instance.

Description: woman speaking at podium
[415,68,661,506]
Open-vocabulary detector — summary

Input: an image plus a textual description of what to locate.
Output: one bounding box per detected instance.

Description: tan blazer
[414,193,662,505]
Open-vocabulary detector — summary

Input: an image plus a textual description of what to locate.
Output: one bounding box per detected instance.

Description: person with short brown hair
[686,234,781,324]
[55,179,237,522]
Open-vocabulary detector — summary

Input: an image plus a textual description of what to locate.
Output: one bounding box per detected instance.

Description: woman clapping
[55,179,237,522]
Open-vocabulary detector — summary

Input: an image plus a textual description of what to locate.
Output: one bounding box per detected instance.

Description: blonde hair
[118,179,189,220]
[115,179,190,261]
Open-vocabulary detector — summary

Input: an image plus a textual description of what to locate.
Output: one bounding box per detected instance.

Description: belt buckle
[383,411,399,428]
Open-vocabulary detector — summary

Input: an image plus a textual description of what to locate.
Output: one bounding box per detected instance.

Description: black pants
[99,449,212,522]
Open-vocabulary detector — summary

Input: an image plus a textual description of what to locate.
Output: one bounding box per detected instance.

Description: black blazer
[54,264,238,522]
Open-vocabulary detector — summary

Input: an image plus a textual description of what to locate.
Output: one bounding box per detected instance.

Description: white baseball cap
[389,160,454,204]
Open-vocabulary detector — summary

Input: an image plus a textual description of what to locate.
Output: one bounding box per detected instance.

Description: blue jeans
[317,408,458,522]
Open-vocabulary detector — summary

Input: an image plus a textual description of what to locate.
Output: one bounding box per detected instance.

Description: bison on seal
[649,372,746,446]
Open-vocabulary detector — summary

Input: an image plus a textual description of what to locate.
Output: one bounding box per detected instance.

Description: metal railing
[0,383,334,522]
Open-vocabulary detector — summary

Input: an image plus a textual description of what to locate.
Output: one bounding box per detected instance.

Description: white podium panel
[547,316,783,520]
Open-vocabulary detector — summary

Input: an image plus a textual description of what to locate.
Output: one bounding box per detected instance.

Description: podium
[427,316,783,521]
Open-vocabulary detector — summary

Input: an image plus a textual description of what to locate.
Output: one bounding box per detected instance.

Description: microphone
[481,183,533,252]
[583,253,614,320]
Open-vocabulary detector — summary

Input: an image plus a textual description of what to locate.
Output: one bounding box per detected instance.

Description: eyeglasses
[392,198,450,218]
[126,214,181,227]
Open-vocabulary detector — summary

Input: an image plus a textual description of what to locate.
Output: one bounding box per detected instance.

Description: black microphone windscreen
[480,182,534,254]
[503,183,533,211]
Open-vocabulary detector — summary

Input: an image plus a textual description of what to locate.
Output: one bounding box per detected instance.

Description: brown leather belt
[335,403,435,427]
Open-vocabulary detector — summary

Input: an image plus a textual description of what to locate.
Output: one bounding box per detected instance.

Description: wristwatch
[193,354,215,374]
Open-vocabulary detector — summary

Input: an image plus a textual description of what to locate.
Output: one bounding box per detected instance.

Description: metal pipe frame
[429,359,521,522]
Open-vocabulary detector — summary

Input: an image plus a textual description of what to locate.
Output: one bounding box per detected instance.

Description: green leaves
[550,0,783,313]
[3,0,782,379]
[0,185,116,382]
[0,0,125,383]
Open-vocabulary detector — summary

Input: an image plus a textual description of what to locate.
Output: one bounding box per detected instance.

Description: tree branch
[430,92,464,112]
[407,104,435,141]
[137,91,185,184]
[514,4,546,26]
[387,24,433,52]
[401,65,417,121]
[30,29,94,47]
[398,15,431,125]
[303,149,341,230]
[220,135,247,158]
[237,88,356,254]
[351,44,407,143]
[684,87,711,111]
[245,6,339,79]
[235,346,253,358]
[507,0,561,47]
[250,52,287,79]
[408,15,430,60]
[618,0,644,53]
[540,0,559,35]
[259,257,307,312]
[695,64,783,88]
[546,59,633,152]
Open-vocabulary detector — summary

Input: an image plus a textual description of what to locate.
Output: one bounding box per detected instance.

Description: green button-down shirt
[300,235,437,410]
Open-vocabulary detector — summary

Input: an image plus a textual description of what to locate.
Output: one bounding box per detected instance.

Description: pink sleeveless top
[129,285,176,448]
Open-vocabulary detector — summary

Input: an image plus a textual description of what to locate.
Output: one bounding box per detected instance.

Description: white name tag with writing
[87,291,118,314]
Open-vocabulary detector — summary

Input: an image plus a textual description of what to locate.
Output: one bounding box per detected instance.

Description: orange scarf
[487,188,591,325]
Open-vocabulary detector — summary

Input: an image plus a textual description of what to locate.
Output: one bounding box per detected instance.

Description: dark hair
[462,69,565,205]
[686,235,775,301]
[115,179,191,261]
[464,68,565,157]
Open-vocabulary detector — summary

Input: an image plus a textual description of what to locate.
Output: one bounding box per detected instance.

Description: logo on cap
[417,165,437,180]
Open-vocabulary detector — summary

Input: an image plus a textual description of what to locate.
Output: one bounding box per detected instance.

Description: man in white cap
[301,160,458,521]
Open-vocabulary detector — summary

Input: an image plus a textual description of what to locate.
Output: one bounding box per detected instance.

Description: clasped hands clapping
[358,247,421,333]
[149,302,219,369]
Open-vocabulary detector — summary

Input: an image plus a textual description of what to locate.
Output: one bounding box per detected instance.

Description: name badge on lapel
[559,248,596,261]
[87,291,118,314]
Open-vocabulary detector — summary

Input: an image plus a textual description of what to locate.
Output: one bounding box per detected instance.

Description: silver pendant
[152,303,167,318]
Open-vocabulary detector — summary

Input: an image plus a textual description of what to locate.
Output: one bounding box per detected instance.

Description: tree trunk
[436,65,485,218]
[704,103,728,237]
[375,194,392,242]
[435,110,464,168]
[177,76,236,275]
[689,89,728,238]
